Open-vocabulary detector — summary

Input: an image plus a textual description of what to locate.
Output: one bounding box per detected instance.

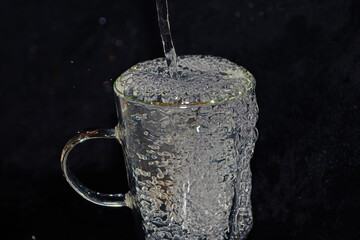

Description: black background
[1,0,360,239]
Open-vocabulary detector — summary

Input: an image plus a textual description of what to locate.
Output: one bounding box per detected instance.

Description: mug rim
[113,84,243,106]
[113,55,255,106]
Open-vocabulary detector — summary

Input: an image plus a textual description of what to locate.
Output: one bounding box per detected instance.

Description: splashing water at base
[115,55,258,239]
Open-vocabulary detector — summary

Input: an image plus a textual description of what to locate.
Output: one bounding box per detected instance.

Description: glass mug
[61,55,258,239]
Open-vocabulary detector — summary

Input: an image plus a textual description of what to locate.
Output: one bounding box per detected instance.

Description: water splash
[156,0,177,78]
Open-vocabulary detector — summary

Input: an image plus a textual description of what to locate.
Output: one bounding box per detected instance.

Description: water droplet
[70,60,74,64]
[157,170,164,179]
[196,126,201,132]
[136,153,148,160]
[98,17,107,25]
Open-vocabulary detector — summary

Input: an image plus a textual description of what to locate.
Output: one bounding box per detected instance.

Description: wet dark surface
[1,0,360,239]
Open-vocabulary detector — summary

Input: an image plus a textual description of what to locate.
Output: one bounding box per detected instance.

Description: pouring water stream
[155,0,178,78]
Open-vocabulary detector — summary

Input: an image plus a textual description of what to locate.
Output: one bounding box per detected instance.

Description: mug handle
[60,127,132,208]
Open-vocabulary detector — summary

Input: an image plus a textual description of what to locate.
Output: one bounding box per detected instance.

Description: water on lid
[114,55,255,105]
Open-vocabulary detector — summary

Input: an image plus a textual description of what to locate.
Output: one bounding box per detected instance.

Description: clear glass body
[115,88,258,239]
